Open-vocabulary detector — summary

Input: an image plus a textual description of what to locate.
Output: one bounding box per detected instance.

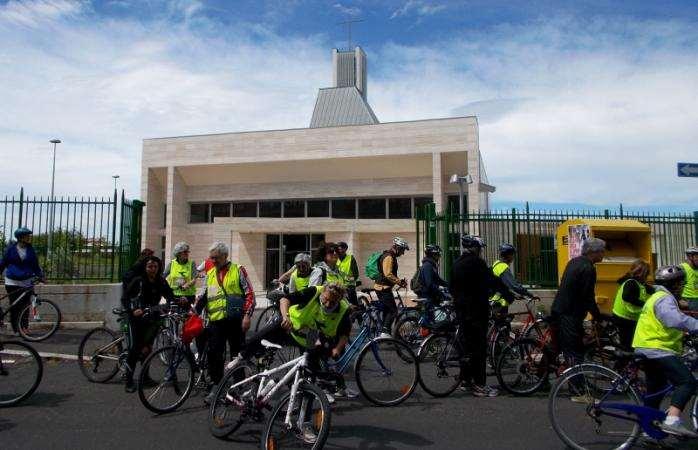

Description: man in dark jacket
[551,237,606,365]
[450,235,513,397]
[0,227,45,334]
[418,244,448,301]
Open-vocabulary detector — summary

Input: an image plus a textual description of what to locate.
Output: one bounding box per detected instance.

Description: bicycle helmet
[461,235,486,249]
[498,243,516,256]
[393,237,410,251]
[294,253,311,264]
[654,265,686,286]
[686,246,698,255]
[425,244,442,256]
[14,227,32,239]
[172,241,190,257]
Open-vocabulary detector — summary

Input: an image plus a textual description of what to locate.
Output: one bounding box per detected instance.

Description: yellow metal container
[556,219,653,314]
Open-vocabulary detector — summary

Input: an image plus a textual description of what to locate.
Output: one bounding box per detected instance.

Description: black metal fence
[0,188,144,283]
[416,203,698,288]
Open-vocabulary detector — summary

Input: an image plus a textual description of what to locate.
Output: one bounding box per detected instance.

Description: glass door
[265,233,325,288]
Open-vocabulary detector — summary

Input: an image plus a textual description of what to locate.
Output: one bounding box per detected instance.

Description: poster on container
[568,224,590,260]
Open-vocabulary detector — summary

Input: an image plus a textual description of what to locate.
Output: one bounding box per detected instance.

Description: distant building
[141,47,494,290]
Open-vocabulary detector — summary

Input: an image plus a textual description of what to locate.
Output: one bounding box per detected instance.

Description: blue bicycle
[548,355,698,449]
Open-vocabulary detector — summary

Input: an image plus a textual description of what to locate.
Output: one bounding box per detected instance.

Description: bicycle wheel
[77,327,123,383]
[417,333,460,398]
[355,337,418,406]
[138,345,195,414]
[496,338,549,396]
[549,364,640,450]
[255,306,280,332]
[393,315,424,351]
[261,381,331,450]
[18,298,61,342]
[487,324,513,371]
[209,360,260,438]
[154,329,175,364]
[692,394,698,431]
[0,340,43,407]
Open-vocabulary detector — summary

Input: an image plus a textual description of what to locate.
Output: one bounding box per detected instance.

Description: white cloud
[0,0,85,27]
[333,2,361,17]
[390,1,446,20]
[0,8,696,210]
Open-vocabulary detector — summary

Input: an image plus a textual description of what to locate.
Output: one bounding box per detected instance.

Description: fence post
[619,203,624,219]
[110,189,118,282]
[17,187,24,227]
[694,211,698,242]
[604,209,610,219]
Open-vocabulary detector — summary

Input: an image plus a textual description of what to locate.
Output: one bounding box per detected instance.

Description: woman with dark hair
[612,259,654,350]
[121,255,178,393]
[309,242,344,287]
[122,248,155,288]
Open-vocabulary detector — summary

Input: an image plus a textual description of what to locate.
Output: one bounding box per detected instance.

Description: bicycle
[0,337,43,407]
[393,287,455,351]
[416,322,467,397]
[548,352,698,449]
[208,339,332,449]
[0,281,61,341]
[486,296,544,371]
[495,315,619,396]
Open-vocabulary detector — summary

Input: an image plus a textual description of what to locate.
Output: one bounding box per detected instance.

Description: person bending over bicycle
[121,255,181,393]
[632,265,698,438]
[489,244,534,318]
[0,227,46,335]
[450,235,513,397]
[244,282,356,399]
[414,245,449,325]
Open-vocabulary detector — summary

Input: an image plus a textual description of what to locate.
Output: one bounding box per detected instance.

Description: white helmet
[393,237,410,251]
[172,241,190,257]
[686,246,698,255]
[294,253,311,264]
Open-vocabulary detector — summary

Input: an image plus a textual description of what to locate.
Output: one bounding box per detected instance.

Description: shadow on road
[19,392,74,408]
[0,417,17,433]
[327,424,434,449]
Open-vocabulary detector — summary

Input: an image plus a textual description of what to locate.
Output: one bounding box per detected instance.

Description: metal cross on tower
[338,18,364,50]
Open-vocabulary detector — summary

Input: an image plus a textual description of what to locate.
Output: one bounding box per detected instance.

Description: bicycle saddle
[112,307,126,315]
[261,339,282,350]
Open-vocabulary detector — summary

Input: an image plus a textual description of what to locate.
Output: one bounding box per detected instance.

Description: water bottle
[260,379,276,397]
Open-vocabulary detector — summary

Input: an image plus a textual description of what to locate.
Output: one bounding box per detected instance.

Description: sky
[1,0,697,211]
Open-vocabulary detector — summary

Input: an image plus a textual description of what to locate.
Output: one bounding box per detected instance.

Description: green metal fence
[416,203,698,288]
[0,188,144,283]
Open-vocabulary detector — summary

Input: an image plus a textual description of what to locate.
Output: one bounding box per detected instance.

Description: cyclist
[278,253,313,293]
[611,259,653,350]
[490,244,533,316]
[551,238,605,367]
[164,242,198,305]
[336,242,360,306]
[680,246,698,310]
[245,282,354,395]
[415,244,448,324]
[0,227,45,335]
[122,248,154,288]
[374,237,410,338]
[450,235,513,397]
[632,265,698,438]
[121,255,179,393]
[197,241,255,403]
[309,242,344,287]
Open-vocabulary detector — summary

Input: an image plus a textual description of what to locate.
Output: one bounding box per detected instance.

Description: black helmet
[425,244,442,256]
[499,243,516,256]
[461,235,485,249]
[14,227,32,239]
[654,265,686,287]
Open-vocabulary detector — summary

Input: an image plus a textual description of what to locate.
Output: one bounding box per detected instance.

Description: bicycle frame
[0,288,34,319]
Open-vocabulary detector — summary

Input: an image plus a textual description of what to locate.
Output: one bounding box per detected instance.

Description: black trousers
[457,313,488,386]
[5,285,31,333]
[556,314,585,366]
[346,286,358,307]
[377,289,397,333]
[643,355,697,411]
[612,314,637,351]
[208,316,244,384]
[126,317,160,373]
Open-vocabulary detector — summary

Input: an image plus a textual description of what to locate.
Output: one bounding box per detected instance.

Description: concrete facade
[141,116,494,293]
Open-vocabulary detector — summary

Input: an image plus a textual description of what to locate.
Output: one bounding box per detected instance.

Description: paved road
[2,329,696,449]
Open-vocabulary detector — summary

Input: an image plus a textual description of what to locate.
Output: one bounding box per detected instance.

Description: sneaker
[458,380,472,392]
[334,387,359,399]
[322,389,336,404]
[570,394,598,405]
[204,384,218,405]
[378,332,392,339]
[300,423,318,444]
[660,419,698,438]
[124,378,136,394]
[471,384,498,397]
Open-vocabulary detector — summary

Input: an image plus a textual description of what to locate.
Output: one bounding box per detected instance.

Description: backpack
[365,251,384,281]
[410,268,424,295]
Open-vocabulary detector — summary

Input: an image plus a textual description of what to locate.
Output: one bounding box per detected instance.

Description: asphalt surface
[3,328,698,449]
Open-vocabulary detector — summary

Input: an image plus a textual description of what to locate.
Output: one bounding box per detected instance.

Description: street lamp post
[47,139,61,258]
[449,173,473,252]
[112,175,120,192]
